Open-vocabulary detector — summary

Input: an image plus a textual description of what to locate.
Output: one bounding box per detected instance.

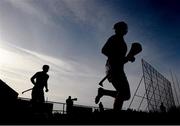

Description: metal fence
[18,97,110,114]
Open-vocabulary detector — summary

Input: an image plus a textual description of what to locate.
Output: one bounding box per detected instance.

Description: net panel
[142,59,175,112]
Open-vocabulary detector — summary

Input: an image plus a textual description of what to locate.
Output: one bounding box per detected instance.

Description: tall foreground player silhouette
[95,21,141,111]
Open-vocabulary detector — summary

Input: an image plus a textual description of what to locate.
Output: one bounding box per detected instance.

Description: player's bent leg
[102,88,118,98]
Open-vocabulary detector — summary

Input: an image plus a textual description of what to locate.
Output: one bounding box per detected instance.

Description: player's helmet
[42,65,49,72]
[113,21,128,35]
[113,21,127,30]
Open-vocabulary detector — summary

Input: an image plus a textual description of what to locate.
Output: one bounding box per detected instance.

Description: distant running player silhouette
[31,65,49,103]
[95,21,138,111]
[66,96,77,115]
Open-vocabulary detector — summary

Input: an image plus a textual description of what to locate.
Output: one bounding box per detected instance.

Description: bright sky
[0,0,179,109]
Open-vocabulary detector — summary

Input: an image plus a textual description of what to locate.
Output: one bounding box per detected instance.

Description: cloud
[6,0,114,31]
[0,41,102,105]
[0,41,100,78]
[6,0,50,24]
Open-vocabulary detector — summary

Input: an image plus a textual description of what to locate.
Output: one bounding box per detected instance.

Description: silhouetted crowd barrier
[0,99,180,125]
[50,106,180,125]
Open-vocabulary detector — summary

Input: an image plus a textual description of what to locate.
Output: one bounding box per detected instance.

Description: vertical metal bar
[138,77,153,111]
[128,75,143,108]
[145,80,159,111]
[175,73,180,102]
[169,81,176,106]
[156,72,162,110]
[142,59,152,112]
[137,92,146,111]
[165,79,168,108]
[63,103,65,114]
[142,59,161,111]
[170,70,179,105]
[150,65,157,111]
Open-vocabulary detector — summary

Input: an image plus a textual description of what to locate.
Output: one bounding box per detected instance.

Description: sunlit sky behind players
[0,0,180,109]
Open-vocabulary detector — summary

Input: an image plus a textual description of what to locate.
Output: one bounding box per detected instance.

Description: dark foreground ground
[0,108,180,125]
[0,98,180,125]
